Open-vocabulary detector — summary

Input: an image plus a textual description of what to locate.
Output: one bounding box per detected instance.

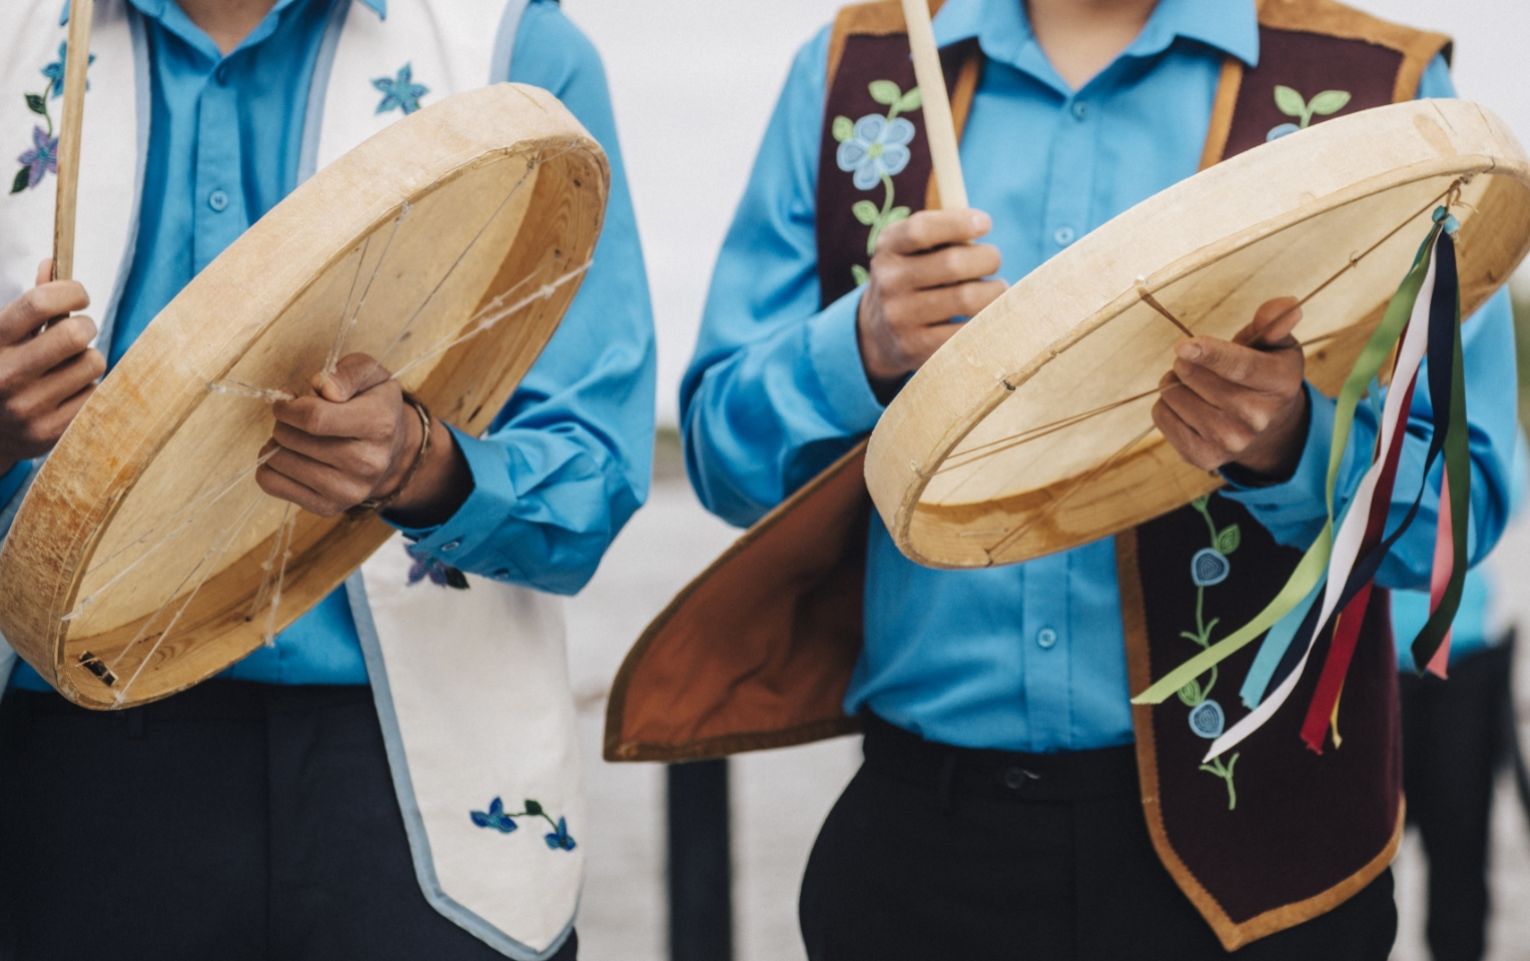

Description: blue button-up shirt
[683,0,1517,752]
[9,0,654,690]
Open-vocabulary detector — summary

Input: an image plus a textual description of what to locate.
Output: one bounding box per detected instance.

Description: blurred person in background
[1394,437,1529,961]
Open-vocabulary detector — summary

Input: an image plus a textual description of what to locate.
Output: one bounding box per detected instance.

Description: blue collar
[62,0,387,26]
[932,0,1259,76]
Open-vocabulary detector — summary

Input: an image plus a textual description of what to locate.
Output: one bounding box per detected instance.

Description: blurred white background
[553,3,1530,959]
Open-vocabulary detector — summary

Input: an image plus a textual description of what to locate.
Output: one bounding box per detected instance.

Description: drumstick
[52,0,95,283]
[900,0,967,209]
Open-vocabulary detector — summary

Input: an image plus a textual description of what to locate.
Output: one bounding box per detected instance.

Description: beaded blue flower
[470,796,576,853]
[836,114,916,191]
[15,126,57,191]
[41,41,94,99]
[544,816,577,852]
[1190,547,1231,587]
[372,63,429,116]
[1188,699,1226,739]
[470,797,519,834]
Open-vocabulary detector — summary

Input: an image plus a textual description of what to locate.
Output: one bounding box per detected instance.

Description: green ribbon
[1133,225,1441,706]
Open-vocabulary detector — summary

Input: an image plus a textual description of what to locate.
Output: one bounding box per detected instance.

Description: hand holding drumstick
[1153,296,1310,478]
[257,352,471,526]
[0,259,106,473]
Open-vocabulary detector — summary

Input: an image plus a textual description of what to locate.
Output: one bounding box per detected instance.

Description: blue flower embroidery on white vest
[372,62,429,115]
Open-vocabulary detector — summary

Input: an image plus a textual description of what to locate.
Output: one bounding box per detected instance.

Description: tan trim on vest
[1117,530,1406,950]
[1256,0,1452,99]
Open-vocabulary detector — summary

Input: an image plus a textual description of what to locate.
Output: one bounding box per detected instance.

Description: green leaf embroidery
[868,79,902,106]
[1307,89,1351,117]
[851,264,870,287]
[25,93,46,116]
[895,88,923,113]
[885,205,911,227]
[1272,84,1306,119]
[851,199,880,226]
[1216,524,1241,555]
[831,115,855,143]
[10,168,29,195]
[524,799,544,816]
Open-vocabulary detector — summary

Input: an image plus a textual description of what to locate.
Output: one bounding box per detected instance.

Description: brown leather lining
[604,445,869,762]
[1117,530,1406,950]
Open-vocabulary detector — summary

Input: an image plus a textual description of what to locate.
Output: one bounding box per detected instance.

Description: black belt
[861,712,1140,803]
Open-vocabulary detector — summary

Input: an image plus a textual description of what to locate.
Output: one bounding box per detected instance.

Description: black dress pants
[800,714,1396,961]
[0,681,577,961]
[1399,636,1515,961]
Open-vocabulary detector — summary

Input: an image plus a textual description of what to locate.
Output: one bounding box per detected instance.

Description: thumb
[314,352,391,403]
[1236,296,1303,348]
[35,259,52,288]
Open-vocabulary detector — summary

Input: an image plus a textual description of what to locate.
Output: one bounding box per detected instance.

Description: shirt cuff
[805,285,885,434]
[387,426,522,582]
[1219,382,1338,514]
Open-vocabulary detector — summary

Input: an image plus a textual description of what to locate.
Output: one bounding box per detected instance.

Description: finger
[0,316,98,387]
[1173,337,1300,393]
[1172,355,1271,413]
[34,260,50,288]
[256,463,339,517]
[1152,399,1223,473]
[0,282,91,345]
[16,382,95,455]
[896,243,1002,291]
[271,421,392,480]
[7,348,106,416]
[890,279,1007,328]
[273,385,400,441]
[905,322,962,369]
[264,445,373,510]
[1235,297,1303,348]
[879,209,992,256]
[1158,378,1255,457]
[315,352,393,403]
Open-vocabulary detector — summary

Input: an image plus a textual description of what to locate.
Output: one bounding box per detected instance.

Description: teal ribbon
[1238,580,1322,709]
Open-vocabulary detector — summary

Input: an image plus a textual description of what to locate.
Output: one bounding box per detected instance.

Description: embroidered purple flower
[406,549,469,590]
[1188,699,1226,739]
[543,816,577,852]
[1190,547,1230,587]
[42,41,95,99]
[470,797,519,834]
[372,63,429,116]
[16,126,58,191]
[835,114,916,191]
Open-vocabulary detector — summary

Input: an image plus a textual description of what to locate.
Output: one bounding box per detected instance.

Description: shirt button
[1037,627,1059,649]
[1071,101,1089,120]
[1052,226,1075,247]
[214,63,230,84]
[207,189,230,212]
[441,539,462,552]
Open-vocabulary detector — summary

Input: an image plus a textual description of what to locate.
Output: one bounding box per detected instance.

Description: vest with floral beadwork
[0,3,589,959]
[816,0,1447,949]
